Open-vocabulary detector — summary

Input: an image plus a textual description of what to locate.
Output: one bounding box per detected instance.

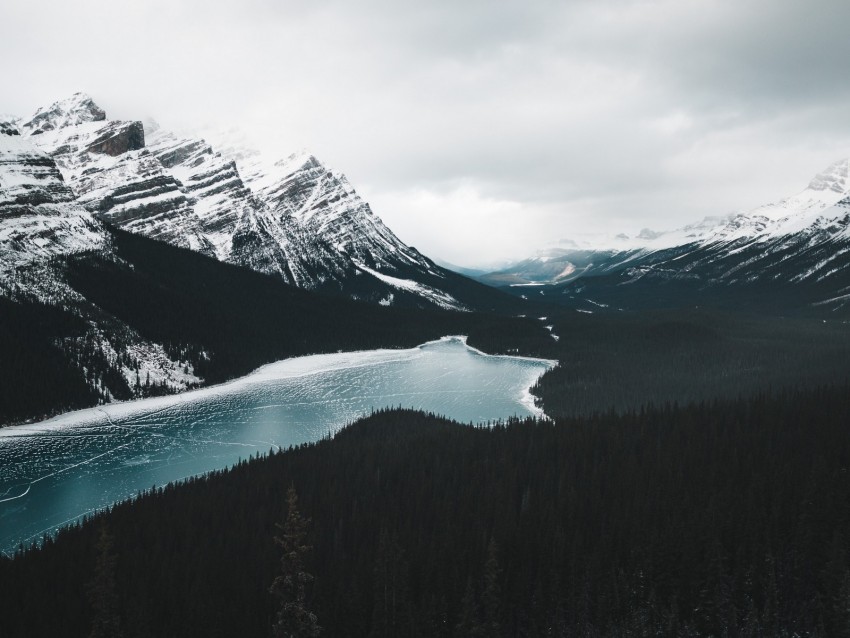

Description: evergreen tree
[370,527,409,638]
[86,525,122,638]
[480,538,502,637]
[822,533,850,638]
[455,577,483,637]
[270,486,321,638]
[762,553,780,636]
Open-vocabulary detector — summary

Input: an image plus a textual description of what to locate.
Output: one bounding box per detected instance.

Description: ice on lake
[0,336,555,553]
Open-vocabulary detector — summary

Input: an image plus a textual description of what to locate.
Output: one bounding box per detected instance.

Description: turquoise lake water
[0,337,555,553]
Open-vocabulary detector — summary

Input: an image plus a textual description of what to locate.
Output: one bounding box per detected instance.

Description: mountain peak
[806,158,850,194]
[275,149,322,172]
[21,92,106,136]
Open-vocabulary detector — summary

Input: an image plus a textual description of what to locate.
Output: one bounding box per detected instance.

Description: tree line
[2,383,849,636]
[532,307,850,418]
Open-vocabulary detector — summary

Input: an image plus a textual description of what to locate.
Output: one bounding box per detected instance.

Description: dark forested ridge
[0,226,551,426]
[0,294,120,424]
[531,307,850,418]
[3,387,850,637]
[63,227,544,384]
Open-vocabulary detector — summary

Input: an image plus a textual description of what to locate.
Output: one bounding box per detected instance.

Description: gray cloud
[2,0,849,265]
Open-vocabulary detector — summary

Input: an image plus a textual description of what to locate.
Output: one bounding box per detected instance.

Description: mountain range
[0,93,540,425]
[10,92,850,322]
[481,158,850,316]
[5,90,850,423]
[3,92,508,313]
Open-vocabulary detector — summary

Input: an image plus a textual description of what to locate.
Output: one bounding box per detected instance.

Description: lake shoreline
[1,336,556,553]
[0,335,557,440]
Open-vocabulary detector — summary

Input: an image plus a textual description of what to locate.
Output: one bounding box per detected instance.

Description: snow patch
[355,262,467,311]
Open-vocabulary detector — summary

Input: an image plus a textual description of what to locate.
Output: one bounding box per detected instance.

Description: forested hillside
[0,226,551,426]
[3,387,849,637]
[530,308,850,418]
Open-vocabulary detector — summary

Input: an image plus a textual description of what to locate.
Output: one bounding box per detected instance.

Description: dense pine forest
[531,308,850,417]
[5,227,850,638]
[2,386,849,637]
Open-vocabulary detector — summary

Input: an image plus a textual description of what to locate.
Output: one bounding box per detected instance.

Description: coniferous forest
[4,229,850,637]
[2,387,849,637]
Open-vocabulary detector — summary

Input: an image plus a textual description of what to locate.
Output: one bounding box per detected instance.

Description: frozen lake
[0,336,555,553]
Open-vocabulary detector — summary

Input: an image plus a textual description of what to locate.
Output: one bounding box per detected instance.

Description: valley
[3,91,850,638]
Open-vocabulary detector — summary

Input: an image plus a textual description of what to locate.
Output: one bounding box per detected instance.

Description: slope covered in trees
[530,307,850,418]
[0,295,102,424]
[3,387,849,637]
[0,226,551,426]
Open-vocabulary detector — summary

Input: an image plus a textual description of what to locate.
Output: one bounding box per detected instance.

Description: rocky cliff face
[0,114,203,402]
[13,93,487,310]
[21,92,105,135]
[0,118,103,276]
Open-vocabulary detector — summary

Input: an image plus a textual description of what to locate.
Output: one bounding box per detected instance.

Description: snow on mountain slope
[596,158,850,253]
[483,157,850,313]
[354,261,464,310]
[144,127,359,288]
[15,94,481,309]
[235,149,430,268]
[0,119,103,281]
[21,92,106,135]
[0,117,201,400]
[21,107,212,255]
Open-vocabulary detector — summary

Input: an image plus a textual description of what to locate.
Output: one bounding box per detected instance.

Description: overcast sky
[4,0,850,267]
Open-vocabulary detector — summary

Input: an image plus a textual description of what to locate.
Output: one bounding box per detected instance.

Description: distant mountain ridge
[8,92,511,312]
[481,159,850,315]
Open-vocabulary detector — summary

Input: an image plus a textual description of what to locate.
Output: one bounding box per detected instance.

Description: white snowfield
[354,261,466,311]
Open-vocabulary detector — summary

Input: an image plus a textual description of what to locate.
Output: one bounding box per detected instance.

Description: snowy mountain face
[12,93,490,311]
[484,159,850,315]
[0,116,103,280]
[0,92,525,423]
[0,114,202,404]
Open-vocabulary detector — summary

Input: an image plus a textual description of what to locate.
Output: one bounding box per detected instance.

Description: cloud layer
[3,0,850,265]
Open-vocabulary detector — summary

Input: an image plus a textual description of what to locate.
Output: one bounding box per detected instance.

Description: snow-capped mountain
[0,92,524,423]
[13,93,504,312]
[606,158,850,251]
[483,159,850,314]
[0,117,203,403]
[0,116,104,282]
